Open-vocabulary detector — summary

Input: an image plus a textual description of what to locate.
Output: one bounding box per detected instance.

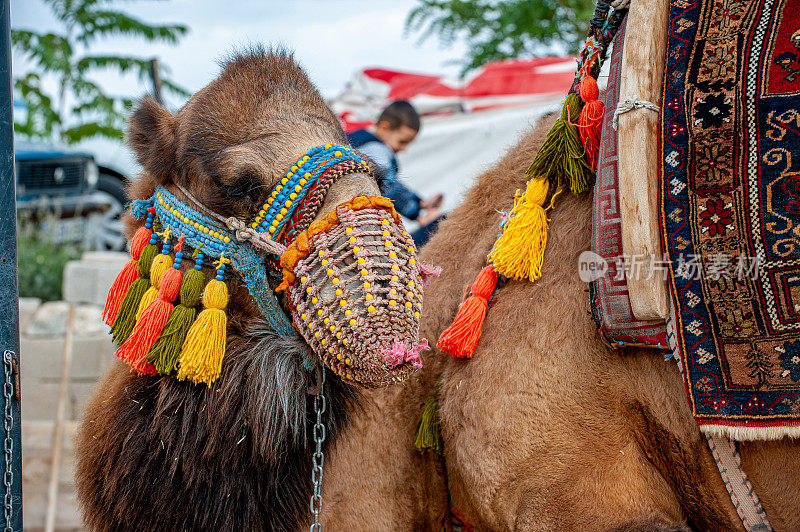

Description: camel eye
[222,168,262,198]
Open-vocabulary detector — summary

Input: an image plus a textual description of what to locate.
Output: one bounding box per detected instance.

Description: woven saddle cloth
[660,0,800,439]
[590,18,669,351]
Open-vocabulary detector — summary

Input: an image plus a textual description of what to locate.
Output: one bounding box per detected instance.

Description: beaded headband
[101,144,380,385]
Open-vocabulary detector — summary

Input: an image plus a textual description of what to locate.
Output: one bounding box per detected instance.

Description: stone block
[19,297,41,335]
[81,251,129,265]
[21,335,114,386]
[26,301,69,338]
[21,379,101,422]
[23,421,81,531]
[63,254,126,307]
[23,302,108,339]
[69,381,98,420]
[21,337,65,381]
[21,381,59,420]
[72,305,106,338]
[71,335,115,380]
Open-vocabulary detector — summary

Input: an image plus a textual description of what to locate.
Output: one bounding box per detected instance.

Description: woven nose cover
[278,196,428,387]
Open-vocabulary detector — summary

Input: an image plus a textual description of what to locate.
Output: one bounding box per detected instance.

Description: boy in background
[347,100,443,246]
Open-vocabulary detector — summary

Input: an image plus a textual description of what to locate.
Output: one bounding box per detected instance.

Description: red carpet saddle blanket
[661,0,800,438]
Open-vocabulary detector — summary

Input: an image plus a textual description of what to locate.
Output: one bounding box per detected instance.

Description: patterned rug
[662,0,800,439]
[591,18,669,351]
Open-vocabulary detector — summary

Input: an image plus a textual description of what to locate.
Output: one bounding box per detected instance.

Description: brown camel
[324,115,800,531]
[74,49,428,531]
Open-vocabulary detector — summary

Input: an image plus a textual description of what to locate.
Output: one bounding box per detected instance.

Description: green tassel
[414,389,442,454]
[110,244,158,345]
[146,305,196,373]
[110,278,149,345]
[178,268,206,307]
[137,244,159,277]
[526,93,594,195]
[145,269,206,373]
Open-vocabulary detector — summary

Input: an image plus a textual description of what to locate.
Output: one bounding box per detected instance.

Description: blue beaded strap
[151,186,297,338]
[252,144,367,239]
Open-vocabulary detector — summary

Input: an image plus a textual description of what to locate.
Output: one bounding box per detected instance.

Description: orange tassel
[578,76,604,170]
[436,266,498,358]
[116,266,183,375]
[102,226,152,326]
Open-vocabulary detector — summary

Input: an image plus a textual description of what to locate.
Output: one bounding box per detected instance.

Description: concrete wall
[21,251,127,531]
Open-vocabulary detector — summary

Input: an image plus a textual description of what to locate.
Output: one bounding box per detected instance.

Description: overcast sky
[10,0,468,104]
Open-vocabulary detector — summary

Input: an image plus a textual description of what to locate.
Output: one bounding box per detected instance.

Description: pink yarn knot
[382,339,429,369]
[419,263,442,285]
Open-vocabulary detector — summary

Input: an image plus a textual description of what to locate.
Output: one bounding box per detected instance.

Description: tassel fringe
[146,268,205,373]
[136,254,173,320]
[104,225,153,325]
[526,93,594,195]
[176,279,228,385]
[414,388,442,454]
[146,305,196,374]
[578,76,604,170]
[116,266,182,375]
[436,266,498,358]
[102,259,140,326]
[109,244,159,345]
[489,177,550,282]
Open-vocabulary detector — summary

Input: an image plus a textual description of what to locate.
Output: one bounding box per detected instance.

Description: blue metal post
[0,0,24,529]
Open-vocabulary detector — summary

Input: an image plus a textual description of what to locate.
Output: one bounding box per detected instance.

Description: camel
[323,114,800,531]
[74,49,428,531]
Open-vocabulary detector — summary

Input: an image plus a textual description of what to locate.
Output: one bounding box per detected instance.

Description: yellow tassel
[489,176,551,282]
[136,254,173,320]
[176,279,228,385]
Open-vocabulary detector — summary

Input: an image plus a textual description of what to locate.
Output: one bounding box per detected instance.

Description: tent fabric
[331,56,576,132]
[329,57,578,225]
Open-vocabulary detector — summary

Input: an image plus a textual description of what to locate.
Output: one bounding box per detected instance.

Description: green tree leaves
[406,0,595,74]
[12,0,189,144]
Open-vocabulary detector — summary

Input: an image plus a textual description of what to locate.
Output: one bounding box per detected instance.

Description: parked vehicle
[15,140,127,250]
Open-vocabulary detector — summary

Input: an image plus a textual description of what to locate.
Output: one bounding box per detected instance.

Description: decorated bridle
[101,144,374,384]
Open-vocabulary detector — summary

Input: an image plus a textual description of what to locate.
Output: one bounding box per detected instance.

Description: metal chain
[2,350,14,532]
[309,369,326,532]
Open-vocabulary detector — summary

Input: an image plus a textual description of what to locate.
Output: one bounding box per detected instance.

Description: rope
[173,183,288,255]
[612,96,659,130]
[224,217,288,255]
[173,183,221,221]
[610,0,630,9]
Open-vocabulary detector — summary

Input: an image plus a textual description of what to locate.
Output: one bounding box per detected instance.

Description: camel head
[122,48,428,389]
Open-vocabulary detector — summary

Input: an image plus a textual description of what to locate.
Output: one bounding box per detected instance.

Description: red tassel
[103,226,152,326]
[436,266,498,358]
[578,76,604,170]
[116,266,183,375]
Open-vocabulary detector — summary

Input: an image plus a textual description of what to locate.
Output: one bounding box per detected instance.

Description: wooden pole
[149,58,164,105]
[44,304,74,532]
[617,0,671,320]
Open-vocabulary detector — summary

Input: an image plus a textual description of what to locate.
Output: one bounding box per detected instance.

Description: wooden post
[617,0,671,320]
[45,305,74,532]
[149,58,164,105]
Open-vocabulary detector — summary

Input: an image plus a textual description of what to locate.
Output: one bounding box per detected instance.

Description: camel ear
[128,96,177,184]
